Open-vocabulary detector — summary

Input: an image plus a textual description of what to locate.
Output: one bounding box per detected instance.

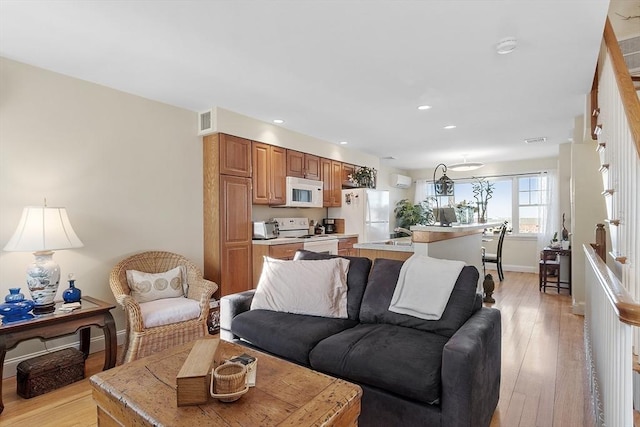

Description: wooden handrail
[602,18,640,158]
[584,244,640,327]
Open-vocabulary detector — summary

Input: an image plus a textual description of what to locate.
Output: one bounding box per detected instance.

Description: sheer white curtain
[537,170,558,252]
[414,179,431,204]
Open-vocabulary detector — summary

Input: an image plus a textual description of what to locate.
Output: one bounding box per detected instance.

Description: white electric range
[272,217,338,255]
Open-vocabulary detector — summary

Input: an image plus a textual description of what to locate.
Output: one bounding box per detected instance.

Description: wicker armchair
[109,251,218,364]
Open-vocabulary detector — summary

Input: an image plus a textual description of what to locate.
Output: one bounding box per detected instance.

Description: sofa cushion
[251,256,349,318]
[309,323,449,404]
[231,309,358,366]
[294,250,372,320]
[359,258,479,338]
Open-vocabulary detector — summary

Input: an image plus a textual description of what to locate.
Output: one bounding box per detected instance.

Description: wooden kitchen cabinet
[321,158,343,207]
[219,133,252,177]
[338,237,358,257]
[252,243,304,286]
[287,150,320,180]
[342,163,356,187]
[204,134,253,299]
[252,141,286,205]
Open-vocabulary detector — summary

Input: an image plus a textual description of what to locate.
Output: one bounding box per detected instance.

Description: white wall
[0,58,203,373]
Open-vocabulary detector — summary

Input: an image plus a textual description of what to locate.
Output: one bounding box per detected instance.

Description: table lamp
[3,204,84,313]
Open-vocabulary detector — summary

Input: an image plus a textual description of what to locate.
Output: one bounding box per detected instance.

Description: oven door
[303,239,338,255]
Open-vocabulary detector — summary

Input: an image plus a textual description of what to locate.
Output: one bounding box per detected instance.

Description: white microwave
[277,176,323,208]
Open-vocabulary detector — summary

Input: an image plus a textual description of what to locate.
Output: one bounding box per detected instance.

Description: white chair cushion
[139,297,201,328]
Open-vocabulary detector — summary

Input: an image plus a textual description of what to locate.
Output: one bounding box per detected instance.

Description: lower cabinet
[357,248,413,262]
[252,243,304,286]
[338,237,358,256]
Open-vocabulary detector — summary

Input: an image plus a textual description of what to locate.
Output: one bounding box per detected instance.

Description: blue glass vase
[62,278,81,303]
[5,288,25,303]
[1,288,35,323]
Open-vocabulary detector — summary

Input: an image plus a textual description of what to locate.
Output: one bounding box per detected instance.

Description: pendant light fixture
[448,156,484,172]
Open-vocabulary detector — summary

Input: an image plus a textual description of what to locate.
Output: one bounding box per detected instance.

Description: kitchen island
[355,223,501,290]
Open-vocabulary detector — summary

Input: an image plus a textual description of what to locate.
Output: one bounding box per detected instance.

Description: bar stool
[539,251,561,292]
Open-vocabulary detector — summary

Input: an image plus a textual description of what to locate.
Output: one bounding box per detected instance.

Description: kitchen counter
[252,233,357,246]
[354,237,414,252]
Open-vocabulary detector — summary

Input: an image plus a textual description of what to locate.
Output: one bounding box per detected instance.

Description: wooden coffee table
[90,338,362,426]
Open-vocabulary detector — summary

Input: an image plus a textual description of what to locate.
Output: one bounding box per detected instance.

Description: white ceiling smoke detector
[496,37,518,55]
[524,137,547,144]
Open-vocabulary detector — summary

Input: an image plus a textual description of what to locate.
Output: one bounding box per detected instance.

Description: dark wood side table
[0,296,116,414]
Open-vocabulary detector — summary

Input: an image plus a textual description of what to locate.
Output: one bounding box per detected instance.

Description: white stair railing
[584,245,635,427]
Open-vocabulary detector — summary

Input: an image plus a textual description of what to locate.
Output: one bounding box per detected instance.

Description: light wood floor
[0,271,594,426]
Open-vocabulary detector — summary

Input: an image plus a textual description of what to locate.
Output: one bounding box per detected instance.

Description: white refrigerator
[328,189,390,243]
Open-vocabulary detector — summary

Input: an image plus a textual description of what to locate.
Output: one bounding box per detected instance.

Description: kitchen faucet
[393,227,413,236]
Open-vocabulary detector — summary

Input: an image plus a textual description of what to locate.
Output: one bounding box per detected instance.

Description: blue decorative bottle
[5,288,25,303]
[62,273,81,303]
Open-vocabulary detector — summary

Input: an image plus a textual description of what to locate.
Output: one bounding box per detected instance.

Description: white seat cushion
[139,297,201,328]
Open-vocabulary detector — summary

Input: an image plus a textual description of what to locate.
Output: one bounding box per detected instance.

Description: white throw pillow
[139,297,201,328]
[126,266,186,303]
[251,257,349,318]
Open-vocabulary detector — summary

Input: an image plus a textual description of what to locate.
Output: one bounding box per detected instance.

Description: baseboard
[484,264,537,274]
[3,330,126,379]
[572,301,585,315]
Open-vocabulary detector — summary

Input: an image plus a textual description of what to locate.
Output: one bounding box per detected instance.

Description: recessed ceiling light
[417,105,432,110]
[273,119,284,124]
[339,141,348,145]
[443,125,456,130]
[496,37,517,55]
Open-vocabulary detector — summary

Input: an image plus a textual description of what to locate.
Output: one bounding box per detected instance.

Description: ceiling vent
[198,109,217,136]
[619,35,640,77]
[524,137,547,144]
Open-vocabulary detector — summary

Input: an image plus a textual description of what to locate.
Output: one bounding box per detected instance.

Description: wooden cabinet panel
[219,175,253,296]
[253,142,286,205]
[304,154,320,180]
[287,150,320,180]
[286,150,305,178]
[342,163,355,187]
[269,146,287,204]
[220,134,251,177]
[269,243,304,260]
[252,142,270,204]
[338,237,358,257]
[321,158,343,207]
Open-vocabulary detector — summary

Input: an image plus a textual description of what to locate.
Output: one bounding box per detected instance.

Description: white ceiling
[0,1,610,170]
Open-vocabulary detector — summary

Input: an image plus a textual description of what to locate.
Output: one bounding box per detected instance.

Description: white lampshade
[4,206,84,252]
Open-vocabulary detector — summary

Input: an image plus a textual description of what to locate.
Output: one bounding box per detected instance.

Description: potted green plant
[394,199,434,231]
[348,166,377,188]
[472,178,495,223]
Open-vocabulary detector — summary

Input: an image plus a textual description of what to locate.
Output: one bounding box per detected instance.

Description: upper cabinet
[252,141,286,205]
[321,158,343,207]
[342,163,356,187]
[286,150,320,180]
[219,134,251,177]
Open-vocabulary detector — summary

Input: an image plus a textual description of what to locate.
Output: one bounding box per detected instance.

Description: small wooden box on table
[91,338,362,426]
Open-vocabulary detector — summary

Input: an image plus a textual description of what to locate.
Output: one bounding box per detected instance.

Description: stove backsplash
[252,205,327,228]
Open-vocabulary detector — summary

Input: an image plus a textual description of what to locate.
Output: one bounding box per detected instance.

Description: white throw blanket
[389,254,465,320]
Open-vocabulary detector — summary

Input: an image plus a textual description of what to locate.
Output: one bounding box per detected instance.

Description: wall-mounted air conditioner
[198,109,217,136]
[390,173,412,189]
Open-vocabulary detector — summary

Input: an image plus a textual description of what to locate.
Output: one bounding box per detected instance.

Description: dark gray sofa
[220,251,501,427]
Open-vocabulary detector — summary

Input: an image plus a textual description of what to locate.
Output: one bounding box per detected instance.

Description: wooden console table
[0,296,116,413]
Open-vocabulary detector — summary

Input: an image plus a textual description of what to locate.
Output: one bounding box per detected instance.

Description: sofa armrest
[441,307,501,427]
[219,290,255,340]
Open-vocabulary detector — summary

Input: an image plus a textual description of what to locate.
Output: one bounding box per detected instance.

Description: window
[415,173,549,235]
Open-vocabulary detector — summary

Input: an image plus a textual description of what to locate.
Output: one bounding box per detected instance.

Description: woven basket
[213,362,247,402]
